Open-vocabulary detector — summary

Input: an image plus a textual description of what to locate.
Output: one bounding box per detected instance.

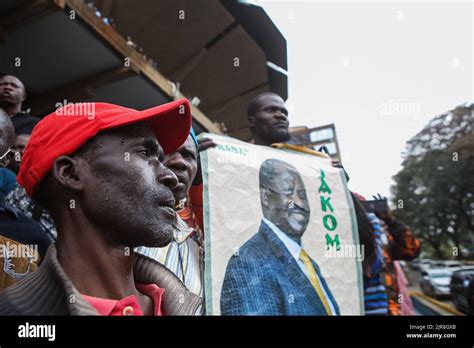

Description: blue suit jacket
[220,221,340,315]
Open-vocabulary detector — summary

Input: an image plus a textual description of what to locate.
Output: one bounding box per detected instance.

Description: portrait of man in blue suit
[221,158,340,315]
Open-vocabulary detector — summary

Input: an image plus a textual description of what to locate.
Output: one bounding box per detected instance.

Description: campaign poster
[200,134,364,315]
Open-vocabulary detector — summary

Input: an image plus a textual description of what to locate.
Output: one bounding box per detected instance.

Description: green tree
[392,103,474,259]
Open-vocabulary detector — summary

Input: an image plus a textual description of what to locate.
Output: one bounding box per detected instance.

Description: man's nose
[293,194,308,210]
[164,153,187,172]
[274,112,288,121]
[158,165,179,190]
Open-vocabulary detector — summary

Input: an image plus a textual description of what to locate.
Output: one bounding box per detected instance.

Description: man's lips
[161,197,175,207]
[289,209,308,217]
[160,198,176,217]
[159,194,176,207]
[161,206,176,217]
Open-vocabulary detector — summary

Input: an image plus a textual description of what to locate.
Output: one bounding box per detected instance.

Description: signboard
[201,134,364,315]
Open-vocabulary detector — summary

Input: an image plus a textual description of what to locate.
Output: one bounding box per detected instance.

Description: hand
[197,137,217,153]
[375,210,394,224]
[370,194,392,222]
[331,159,342,168]
[332,159,350,182]
[193,137,218,186]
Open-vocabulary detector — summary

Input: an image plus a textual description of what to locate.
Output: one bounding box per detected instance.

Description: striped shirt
[364,213,389,315]
[135,211,203,298]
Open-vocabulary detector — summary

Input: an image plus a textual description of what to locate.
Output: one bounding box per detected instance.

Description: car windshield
[431,272,451,278]
[459,270,474,275]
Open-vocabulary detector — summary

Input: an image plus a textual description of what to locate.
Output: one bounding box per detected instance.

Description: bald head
[0,108,15,159]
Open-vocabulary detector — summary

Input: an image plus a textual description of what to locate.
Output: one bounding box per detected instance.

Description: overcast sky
[260,0,473,199]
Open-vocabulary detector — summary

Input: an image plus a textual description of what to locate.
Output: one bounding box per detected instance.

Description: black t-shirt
[10,112,40,135]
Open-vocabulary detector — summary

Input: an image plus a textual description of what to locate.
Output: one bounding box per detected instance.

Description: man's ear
[51,155,84,192]
[22,91,27,102]
[248,115,256,128]
[261,188,269,207]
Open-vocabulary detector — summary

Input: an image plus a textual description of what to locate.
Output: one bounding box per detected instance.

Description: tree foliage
[392,103,474,259]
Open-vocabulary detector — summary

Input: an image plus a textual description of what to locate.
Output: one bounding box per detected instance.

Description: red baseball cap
[18,99,192,198]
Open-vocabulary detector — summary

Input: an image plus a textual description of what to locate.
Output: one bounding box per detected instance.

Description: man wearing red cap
[0,99,202,315]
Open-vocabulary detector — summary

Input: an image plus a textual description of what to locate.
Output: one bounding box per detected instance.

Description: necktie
[299,249,332,315]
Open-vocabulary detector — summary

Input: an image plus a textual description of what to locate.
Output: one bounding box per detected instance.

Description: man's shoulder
[11,112,40,134]
[226,229,276,270]
[235,229,266,254]
[11,111,39,119]
[0,257,64,315]
[0,280,35,315]
[0,290,20,315]
[11,112,40,122]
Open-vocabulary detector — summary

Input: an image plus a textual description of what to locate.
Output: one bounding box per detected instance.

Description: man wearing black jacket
[0,75,40,135]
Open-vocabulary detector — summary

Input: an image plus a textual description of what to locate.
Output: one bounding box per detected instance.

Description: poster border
[201,148,214,315]
[201,134,365,315]
[339,169,366,315]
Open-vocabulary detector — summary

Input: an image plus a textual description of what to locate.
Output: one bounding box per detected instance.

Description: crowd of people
[0,74,420,316]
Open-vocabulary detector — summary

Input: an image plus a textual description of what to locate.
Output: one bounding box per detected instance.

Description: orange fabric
[178,205,203,245]
[189,184,204,232]
[380,221,421,315]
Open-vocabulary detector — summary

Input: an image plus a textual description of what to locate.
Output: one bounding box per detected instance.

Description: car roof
[427,268,452,274]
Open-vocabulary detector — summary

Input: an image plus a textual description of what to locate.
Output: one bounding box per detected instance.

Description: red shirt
[82,283,165,316]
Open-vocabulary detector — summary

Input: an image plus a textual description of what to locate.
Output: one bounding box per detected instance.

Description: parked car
[411,259,421,270]
[444,261,463,272]
[430,261,447,269]
[450,269,474,315]
[429,261,462,272]
[420,269,453,298]
[419,260,434,272]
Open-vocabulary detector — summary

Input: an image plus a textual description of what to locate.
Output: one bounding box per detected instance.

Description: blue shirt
[0,168,16,196]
